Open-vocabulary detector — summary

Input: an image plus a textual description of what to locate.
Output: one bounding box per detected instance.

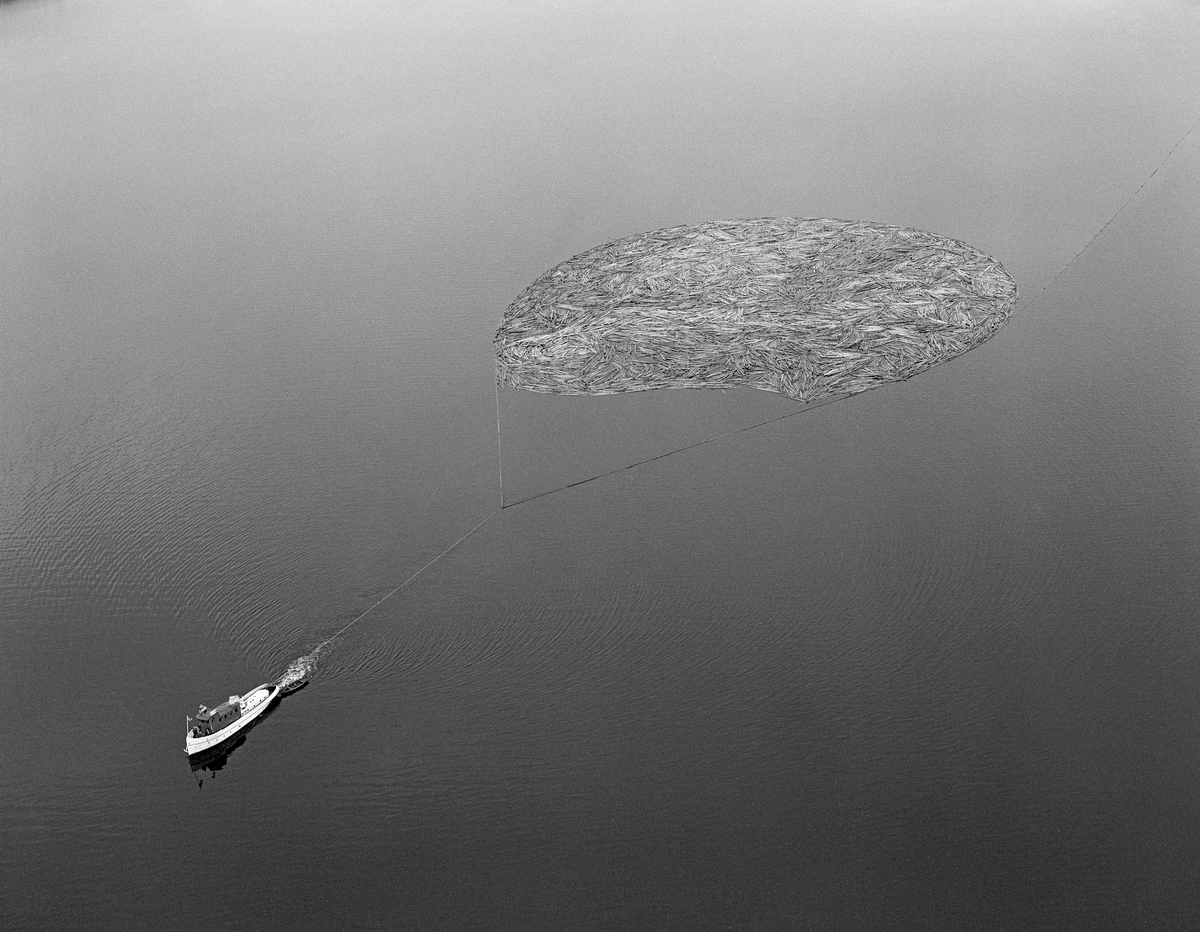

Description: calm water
[3,1,1200,928]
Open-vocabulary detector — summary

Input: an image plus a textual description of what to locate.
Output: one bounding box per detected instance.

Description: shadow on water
[188,681,308,789]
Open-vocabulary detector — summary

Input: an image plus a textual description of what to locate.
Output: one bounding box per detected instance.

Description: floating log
[495,218,1017,403]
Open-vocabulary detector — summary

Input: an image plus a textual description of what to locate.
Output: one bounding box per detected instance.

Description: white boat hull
[186,683,279,755]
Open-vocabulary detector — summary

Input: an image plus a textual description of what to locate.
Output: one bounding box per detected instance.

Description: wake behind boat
[185,682,280,756]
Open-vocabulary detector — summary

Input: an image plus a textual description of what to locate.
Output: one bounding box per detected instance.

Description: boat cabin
[190,696,241,737]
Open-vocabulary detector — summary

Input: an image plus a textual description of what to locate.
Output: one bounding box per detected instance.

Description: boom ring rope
[497,108,1200,510]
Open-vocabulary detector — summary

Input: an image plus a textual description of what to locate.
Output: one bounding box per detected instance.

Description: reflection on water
[189,733,252,790]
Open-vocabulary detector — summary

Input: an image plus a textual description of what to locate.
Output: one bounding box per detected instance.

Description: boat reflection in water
[188,679,308,788]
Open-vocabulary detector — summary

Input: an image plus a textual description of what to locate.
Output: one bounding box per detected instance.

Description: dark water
[3,1,1200,929]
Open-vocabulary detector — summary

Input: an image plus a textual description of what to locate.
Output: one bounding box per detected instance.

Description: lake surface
[3,1,1200,928]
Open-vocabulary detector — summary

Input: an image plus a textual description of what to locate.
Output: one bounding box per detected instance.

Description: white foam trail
[274,643,328,691]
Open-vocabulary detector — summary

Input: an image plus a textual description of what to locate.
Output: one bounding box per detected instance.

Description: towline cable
[1014,109,1200,318]
[305,507,501,655]
[297,107,1199,664]
[499,391,849,510]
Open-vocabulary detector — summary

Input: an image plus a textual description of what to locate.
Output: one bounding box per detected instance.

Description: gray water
[3,1,1200,928]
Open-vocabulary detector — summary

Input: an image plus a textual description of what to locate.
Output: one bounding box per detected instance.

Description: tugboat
[185,682,281,756]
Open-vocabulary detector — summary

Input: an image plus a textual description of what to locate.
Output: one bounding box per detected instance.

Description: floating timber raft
[495,218,1017,404]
